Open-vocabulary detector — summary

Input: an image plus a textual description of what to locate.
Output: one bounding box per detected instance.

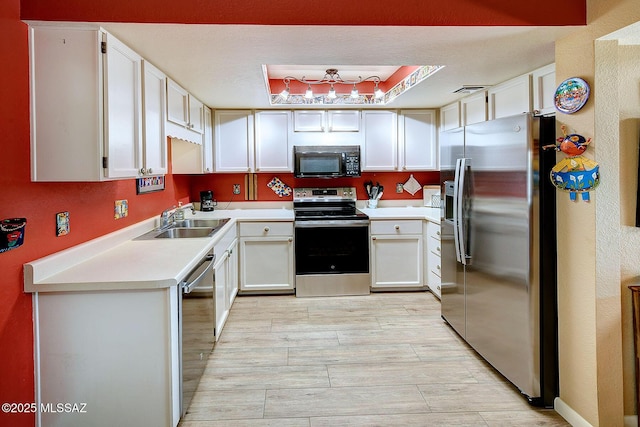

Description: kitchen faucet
[160,206,176,228]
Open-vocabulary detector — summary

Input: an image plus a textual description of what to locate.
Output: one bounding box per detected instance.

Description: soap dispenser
[175,202,185,221]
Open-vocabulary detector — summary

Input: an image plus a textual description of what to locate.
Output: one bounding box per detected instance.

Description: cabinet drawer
[426,221,441,240]
[427,250,441,277]
[370,220,423,235]
[239,221,293,237]
[214,225,237,256]
[429,236,441,257]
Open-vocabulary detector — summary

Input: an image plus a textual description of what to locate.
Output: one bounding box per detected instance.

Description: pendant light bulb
[327,85,337,99]
[350,84,359,99]
[279,84,290,100]
[304,85,313,99]
[374,83,384,99]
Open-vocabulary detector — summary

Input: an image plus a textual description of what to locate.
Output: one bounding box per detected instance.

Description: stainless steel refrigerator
[440,113,558,407]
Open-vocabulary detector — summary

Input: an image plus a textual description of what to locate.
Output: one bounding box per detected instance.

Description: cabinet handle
[264,227,270,233]
[147,168,153,175]
[394,225,400,230]
[372,236,377,241]
[437,265,441,270]
[437,246,441,252]
[288,237,293,242]
[139,168,146,175]
[436,231,441,236]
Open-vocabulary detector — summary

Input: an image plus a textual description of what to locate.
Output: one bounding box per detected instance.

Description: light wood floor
[179,291,569,426]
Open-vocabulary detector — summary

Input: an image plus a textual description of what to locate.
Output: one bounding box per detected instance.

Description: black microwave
[293,145,361,178]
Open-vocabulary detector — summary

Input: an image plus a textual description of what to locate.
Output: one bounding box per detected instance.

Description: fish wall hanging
[543,125,599,202]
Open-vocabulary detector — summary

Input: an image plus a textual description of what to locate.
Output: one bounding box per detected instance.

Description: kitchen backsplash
[190,171,439,203]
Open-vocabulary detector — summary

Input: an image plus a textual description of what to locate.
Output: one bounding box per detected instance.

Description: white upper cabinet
[461,91,488,126]
[327,111,360,132]
[488,74,532,120]
[214,110,255,172]
[254,110,293,172]
[399,110,438,171]
[439,102,461,131]
[361,110,398,171]
[532,63,556,115]
[166,77,205,143]
[141,60,167,176]
[29,25,146,181]
[293,110,325,132]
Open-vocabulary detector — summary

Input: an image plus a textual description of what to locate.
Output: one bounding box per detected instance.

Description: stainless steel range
[293,187,370,297]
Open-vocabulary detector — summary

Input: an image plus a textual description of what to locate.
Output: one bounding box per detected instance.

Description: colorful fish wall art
[543,125,599,202]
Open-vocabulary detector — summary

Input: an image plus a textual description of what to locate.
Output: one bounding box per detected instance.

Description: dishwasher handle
[181,253,215,294]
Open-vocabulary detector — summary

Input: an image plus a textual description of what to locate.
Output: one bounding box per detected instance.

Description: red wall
[19,0,587,26]
[191,172,439,203]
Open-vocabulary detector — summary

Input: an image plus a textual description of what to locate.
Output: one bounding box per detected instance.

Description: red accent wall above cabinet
[20,0,587,26]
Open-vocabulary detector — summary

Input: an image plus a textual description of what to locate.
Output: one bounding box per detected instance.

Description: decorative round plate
[554,77,590,114]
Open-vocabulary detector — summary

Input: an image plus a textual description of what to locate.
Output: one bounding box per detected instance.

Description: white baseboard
[555,397,593,427]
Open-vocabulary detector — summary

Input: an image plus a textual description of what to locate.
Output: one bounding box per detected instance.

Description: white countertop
[24,205,439,293]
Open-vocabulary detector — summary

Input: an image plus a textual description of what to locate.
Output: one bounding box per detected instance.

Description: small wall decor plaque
[56,211,70,236]
[114,200,129,219]
[136,175,165,194]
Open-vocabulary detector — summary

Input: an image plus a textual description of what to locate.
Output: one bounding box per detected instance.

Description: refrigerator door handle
[457,158,470,265]
[453,158,463,263]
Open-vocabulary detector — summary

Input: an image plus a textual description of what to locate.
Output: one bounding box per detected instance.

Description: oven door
[295,221,369,275]
[294,221,370,297]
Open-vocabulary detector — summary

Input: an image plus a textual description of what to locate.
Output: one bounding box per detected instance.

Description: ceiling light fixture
[282,68,382,101]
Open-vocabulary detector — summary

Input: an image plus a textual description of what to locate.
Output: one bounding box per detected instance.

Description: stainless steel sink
[154,227,216,239]
[173,218,229,229]
[134,217,230,240]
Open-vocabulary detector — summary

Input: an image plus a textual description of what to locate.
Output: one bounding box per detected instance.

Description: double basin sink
[136,218,230,240]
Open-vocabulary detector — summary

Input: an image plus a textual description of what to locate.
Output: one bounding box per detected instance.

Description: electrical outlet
[396,183,404,193]
[233,184,241,195]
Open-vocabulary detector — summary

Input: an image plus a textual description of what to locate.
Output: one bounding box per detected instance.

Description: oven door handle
[295,220,369,228]
[181,253,215,294]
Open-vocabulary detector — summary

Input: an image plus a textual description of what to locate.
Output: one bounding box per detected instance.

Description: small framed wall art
[136,175,165,194]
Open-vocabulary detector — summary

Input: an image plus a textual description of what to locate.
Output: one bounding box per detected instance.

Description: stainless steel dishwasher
[179,249,215,418]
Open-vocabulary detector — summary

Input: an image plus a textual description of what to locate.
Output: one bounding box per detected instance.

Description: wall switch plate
[233,184,241,195]
[396,183,404,193]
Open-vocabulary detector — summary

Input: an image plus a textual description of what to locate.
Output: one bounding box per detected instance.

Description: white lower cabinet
[33,288,179,427]
[214,227,238,341]
[371,220,424,289]
[425,221,442,299]
[239,222,295,293]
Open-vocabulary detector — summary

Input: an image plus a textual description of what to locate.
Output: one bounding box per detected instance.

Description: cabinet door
[214,110,255,172]
[202,107,213,173]
[462,91,487,125]
[362,111,397,171]
[440,102,461,131]
[103,32,143,178]
[371,235,423,288]
[399,110,438,171]
[488,74,532,120]
[166,78,189,127]
[240,236,295,292]
[255,110,293,172]
[328,111,360,131]
[214,252,228,341]
[293,110,325,131]
[142,60,167,176]
[188,95,204,134]
[226,239,238,308]
[532,63,556,116]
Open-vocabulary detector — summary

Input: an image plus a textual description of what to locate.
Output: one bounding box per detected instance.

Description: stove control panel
[294,187,357,201]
